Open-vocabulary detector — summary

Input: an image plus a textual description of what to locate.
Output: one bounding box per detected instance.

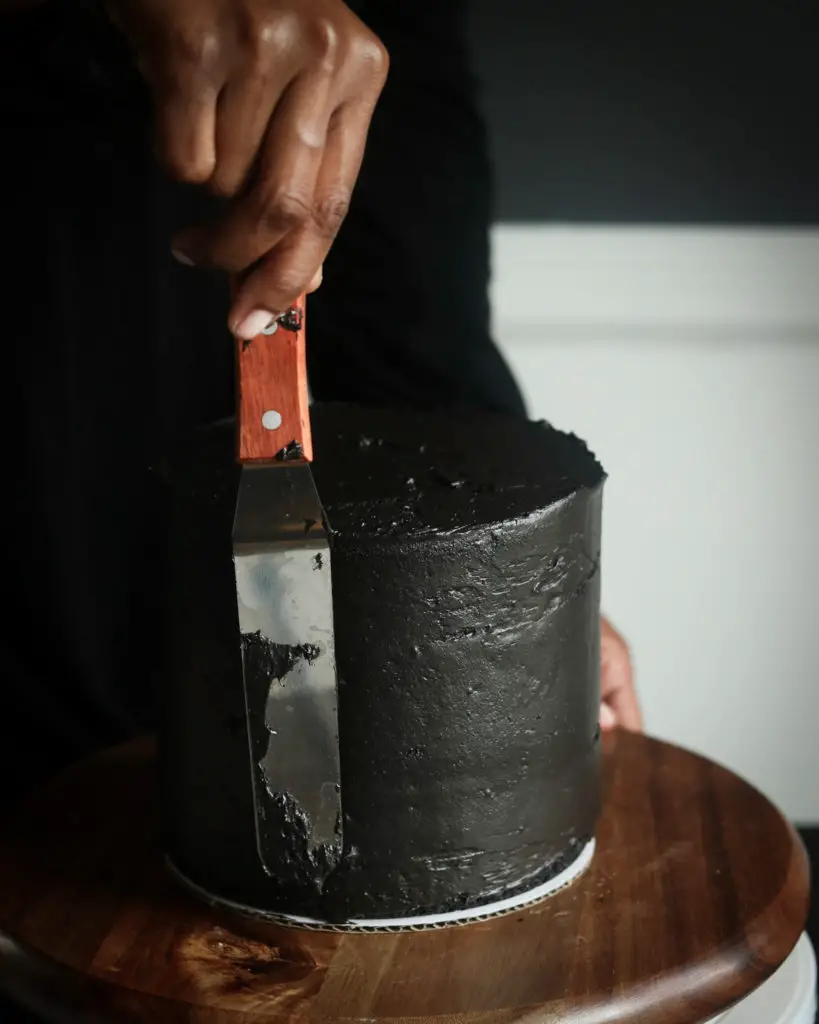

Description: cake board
[0,729,810,1024]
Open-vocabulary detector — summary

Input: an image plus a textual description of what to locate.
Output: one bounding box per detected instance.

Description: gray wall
[469,0,818,224]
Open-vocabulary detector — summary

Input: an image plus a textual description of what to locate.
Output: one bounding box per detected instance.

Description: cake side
[324,489,603,916]
[159,403,604,921]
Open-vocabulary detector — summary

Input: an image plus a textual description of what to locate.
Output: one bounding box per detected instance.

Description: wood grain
[0,731,809,1023]
[235,295,311,463]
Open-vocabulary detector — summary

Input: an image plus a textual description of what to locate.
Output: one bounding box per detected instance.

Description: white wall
[491,227,819,823]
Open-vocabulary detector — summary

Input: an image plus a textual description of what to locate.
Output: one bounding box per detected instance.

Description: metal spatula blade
[234,463,341,852]
[232,298,342,884]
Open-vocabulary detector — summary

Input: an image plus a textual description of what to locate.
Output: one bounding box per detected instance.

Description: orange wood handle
[235,296,312,463]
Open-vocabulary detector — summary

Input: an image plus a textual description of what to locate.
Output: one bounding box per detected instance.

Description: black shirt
[1,0,525,798]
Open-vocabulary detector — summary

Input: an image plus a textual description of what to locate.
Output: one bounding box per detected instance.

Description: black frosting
[309,404,602,537]
[160,403,605,921]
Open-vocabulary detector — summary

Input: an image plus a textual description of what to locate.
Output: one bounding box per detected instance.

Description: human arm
[105,0,387,337]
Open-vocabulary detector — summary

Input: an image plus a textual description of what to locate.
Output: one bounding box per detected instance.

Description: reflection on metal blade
[233,463,342,883]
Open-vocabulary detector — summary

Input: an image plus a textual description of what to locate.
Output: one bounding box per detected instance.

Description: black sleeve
[307,0,527,418]
[0,0,524,808]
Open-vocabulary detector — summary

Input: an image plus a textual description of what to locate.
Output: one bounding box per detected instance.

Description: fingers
[157,9,387,319]
[229,101,368,337]
[599,703,617,730]
[307,265,324,292]
[209,66,286,198]
[153,80,219,184]
[600,616,643,732]
[134,17,224,185]
[173,72,333,272]
[118,0,388,307]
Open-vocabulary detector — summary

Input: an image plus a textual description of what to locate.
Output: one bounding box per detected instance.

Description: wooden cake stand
[0,730,809,1023]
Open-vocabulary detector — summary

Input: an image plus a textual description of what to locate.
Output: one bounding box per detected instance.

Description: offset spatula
[232,298,342,883]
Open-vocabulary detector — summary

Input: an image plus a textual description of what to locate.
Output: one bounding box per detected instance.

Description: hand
[107,0,388,337]
[600,616,642,732]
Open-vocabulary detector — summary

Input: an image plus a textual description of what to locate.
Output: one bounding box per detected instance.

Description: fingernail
[235,309,279,340]
[599,703,617,730]
[172,248,195,267]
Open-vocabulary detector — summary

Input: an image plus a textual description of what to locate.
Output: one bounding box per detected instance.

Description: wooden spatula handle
[235,297,312,463]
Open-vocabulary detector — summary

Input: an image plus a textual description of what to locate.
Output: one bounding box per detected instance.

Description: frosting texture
[161,403,605,920]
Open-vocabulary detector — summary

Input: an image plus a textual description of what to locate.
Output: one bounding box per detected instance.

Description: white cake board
[705,933,817,1024]
[168,837,595,932]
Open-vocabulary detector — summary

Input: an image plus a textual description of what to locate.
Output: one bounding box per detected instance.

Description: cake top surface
[309,403,604,541]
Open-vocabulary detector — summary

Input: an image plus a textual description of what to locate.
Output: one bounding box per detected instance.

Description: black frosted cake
[161,403,605,923]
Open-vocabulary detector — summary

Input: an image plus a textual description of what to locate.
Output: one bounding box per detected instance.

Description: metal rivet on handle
[261,319,279,336]
[262,410,282,430]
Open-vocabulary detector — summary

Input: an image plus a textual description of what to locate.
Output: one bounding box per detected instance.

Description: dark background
[470,0,819,964]
[469,0,818,224]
